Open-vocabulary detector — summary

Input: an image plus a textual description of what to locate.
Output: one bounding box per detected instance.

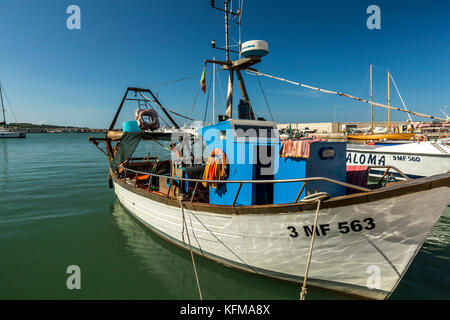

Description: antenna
[210,0,241,61]
[332,105,338,123]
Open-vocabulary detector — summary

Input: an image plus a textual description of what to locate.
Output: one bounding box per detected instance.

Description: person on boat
[170,135,185,166]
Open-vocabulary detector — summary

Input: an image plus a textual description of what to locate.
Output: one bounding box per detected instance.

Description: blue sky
[0,0,449,128]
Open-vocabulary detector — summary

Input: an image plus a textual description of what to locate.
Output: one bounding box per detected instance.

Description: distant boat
[0,82,26,139]
[347,138,450,178]
[347,66,414,141]
[0,128,26,138]
[347,132,414,141]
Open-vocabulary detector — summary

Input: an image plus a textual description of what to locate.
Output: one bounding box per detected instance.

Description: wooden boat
[347,132,414,141]
[90,2,450,300]
[347,66,415,141]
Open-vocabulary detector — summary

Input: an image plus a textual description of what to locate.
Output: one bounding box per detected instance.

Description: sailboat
[0,82,26,139]
[90,1,449,300]
[347,65,414,141]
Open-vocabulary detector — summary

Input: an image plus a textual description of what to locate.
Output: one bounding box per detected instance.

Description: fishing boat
[0,82,26,139]
[90,1,450,300]
[347,138,450,179]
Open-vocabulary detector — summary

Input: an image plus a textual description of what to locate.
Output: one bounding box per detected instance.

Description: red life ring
[417,135,427,143]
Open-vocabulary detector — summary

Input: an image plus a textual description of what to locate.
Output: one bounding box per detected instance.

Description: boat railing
[367,165,411,182]
[118,165,372,206]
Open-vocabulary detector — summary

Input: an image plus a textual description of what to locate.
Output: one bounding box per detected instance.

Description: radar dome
[241,40,269,58]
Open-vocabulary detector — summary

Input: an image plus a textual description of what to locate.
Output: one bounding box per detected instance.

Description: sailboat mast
[387,70,391,132]
[370,64,373,134]
[0,82,6,128]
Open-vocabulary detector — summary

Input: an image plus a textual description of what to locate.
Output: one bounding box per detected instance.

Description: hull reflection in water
[111,200,347,299]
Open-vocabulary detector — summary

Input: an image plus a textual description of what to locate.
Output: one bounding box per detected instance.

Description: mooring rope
[183,205,260,274]
[180,201,203,300]
[298,192,330,300]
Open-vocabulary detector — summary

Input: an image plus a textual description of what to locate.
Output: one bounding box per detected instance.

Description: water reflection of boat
[111,200,308,299]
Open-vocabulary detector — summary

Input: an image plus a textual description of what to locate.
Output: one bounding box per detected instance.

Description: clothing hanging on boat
[279,138,325,158]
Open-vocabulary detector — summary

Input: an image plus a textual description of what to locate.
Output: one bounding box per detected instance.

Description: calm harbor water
[0,133,448,299]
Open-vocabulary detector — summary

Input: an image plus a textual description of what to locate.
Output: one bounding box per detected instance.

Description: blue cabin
[199,120,346,206]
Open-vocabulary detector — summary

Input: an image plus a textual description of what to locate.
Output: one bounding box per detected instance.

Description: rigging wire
[1,84,18,123]
[256,74,275,121]
[216,70,227,113]
[247,70,447,122]
[139,93,196,121]
[139,93,175,131]
[389,73,413,122]
[190,85,201,119]
[357,68,370,99]
[203,73,213,123]
[191,68,221,119]
[150,72,211,88]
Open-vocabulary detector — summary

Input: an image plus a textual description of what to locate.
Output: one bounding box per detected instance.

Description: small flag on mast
[200,66,206,93]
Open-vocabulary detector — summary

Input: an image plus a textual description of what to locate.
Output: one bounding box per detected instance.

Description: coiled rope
[298,192,330,300]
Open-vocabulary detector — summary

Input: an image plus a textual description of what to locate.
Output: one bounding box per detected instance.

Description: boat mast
[387,70,391,132]
[225,0,230,62]
[213,57,216,124]
[370,64,373,134]
[224,0,233,118]
[209,0,258,120]
[0,82,6,128]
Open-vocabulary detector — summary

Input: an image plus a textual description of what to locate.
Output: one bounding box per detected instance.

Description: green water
[0,133,449,299]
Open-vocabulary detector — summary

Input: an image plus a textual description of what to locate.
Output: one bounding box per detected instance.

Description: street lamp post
[332,105,338,123]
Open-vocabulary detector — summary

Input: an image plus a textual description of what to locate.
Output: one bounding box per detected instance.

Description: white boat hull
[347,145,450,178]
[113,178,449,299]
[0,131,26,138]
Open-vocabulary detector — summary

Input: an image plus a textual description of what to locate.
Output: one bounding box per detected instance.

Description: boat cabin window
[232,125,277,141]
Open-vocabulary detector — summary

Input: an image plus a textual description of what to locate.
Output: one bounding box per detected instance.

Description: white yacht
[0,82,26,139]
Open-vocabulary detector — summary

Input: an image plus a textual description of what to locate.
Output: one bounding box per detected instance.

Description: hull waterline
[112,174,450,299]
